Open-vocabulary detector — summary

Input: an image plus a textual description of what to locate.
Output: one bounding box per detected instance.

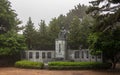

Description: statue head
[58,27,67,39]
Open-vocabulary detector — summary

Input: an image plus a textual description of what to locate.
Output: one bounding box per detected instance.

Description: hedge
[15,60,44,69]
[48,62,112,70]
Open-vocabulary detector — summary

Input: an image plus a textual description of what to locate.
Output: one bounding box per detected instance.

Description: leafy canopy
[0,31,27,56]
[87,0,120,32]
[0,0,21,33]
[87,0,120,69]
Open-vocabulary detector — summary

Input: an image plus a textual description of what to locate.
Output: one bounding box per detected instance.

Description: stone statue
[58,27,67,39]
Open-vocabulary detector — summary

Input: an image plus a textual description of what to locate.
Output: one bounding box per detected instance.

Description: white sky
[9,0,91,27]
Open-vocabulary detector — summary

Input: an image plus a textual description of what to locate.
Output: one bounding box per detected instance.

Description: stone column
[55,39,67,60]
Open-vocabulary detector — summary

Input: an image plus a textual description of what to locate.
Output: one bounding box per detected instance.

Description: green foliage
[66,4,87,25]
[68,16,81,49]
[68,15,93,49]
[88,29,120,58]
[0,0,26,65]
[39,20,47,36]
[66,4,93,49]
[87,0,120,69]
[88,28,120,69]
[47,18,60,49]
[0,0,21,33]
[56,15,67,28]
[36,20,50,49]
[0,31,27,56]
[87,0,120,32]
[15,60,44,69]
[48,62,112,70]
[23,4,92,50]
[79,16,94,48]
[23,17,36,49]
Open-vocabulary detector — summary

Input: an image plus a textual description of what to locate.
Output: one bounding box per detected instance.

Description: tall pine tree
[23,17,36,49]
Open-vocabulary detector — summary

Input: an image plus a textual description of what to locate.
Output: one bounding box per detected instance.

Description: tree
[0,31,26,56]
[68,16,81,49]
[88,28,120,69]
[48,18,60,49]
[37,20,49,50]
[0,31,27,65]
[79,15,94,48]
[23,17,36,49]
[0,0,21,33]
[0,0,26,66]
[65,4,92,49]
[38,20,47,36]
[87,0,120,69]
[87,0,120,32]
[66,4,87,27]
[46,4,91,50]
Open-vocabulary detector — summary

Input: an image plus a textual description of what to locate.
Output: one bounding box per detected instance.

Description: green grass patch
[48,62,112,70]
[15,60,44,69]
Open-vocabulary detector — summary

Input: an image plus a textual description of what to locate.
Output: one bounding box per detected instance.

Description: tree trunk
[112,62,116,69]
[111,57,119,69]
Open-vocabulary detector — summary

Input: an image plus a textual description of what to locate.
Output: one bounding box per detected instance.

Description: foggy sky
[9,0,91,27]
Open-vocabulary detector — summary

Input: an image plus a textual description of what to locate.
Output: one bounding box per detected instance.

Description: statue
[58,27,67,39]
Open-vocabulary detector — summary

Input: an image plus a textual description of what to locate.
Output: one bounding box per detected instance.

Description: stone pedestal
[55,39,67,60]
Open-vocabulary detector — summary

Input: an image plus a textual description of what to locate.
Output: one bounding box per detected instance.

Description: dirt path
[0,67,120,75]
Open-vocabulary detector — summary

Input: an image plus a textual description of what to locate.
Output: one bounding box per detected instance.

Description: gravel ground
[0,67,120,75]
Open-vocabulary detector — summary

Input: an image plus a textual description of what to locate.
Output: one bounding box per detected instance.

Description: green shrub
[48,62,112,70]
[15,60,44,69]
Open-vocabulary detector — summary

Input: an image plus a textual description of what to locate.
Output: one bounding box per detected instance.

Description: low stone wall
[22,50,55,62]
[22,49,102,63]
[68,49,102,62]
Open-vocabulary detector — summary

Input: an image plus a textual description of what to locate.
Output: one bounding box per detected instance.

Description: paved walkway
[0,67,120,75]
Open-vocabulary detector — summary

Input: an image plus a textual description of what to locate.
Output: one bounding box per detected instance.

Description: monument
[22,27,102,62]
[55,27,67,60]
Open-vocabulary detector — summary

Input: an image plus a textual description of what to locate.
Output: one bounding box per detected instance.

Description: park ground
[0,64,120,75]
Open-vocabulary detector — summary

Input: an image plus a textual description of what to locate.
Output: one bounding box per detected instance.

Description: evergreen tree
[68,16,81,49]
[37,20,49,50]
[87,0,120,69]
[57,14,67,29]
[23,17,36,49]
[0,0,21,33]
[39,20,47,36]
[80,15,94,48]
[0,0,26,65]
[66,4,87,27]
[87,0,120,32]
[48,18,60,49]
[47,4,91,49]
